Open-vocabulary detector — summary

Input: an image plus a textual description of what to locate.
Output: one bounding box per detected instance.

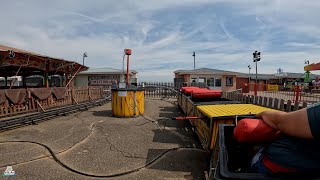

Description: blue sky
[1,0,320,81]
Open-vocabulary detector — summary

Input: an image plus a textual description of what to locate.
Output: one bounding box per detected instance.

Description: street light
[253,51,261,84]
[192,51,196,70]
[248,65,251,82]
[83,52,88,66]
[304,59,310,65]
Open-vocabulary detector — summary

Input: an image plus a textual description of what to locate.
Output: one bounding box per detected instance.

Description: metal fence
[138,82,209,98]
[138,82,177,98]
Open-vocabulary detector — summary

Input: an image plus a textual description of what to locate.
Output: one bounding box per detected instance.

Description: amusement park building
[74,68,138,90]
[174,68,318,91]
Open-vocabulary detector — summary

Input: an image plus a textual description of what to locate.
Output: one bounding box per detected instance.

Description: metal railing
[138,82,177,98]
[137,82,209,98]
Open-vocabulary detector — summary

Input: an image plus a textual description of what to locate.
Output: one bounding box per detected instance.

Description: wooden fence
[137,82,310,111]
[223,91,308,112]
[243,83,320,105]
[0,87,103,118]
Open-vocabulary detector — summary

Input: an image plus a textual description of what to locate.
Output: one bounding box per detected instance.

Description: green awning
[304,71,310,83]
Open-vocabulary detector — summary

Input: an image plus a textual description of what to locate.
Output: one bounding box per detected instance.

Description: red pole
[126,55,130,85]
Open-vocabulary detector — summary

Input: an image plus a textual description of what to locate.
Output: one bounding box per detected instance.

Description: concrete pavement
[0,98,209,180]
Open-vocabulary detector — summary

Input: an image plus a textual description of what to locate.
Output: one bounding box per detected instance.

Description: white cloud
[1,0,320,81]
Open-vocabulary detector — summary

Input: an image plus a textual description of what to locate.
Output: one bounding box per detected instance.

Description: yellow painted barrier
[176,91,282,170]
[193,104,278,149]
[112,89,144,117]
[197,104,278,118]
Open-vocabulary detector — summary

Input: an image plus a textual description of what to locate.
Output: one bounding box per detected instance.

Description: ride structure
[111,49,145,117]
[304,61,320,82]
[177,85,320,179]
[0,44,104,118]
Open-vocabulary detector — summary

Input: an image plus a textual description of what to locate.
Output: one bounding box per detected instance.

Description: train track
[0,96,111,132]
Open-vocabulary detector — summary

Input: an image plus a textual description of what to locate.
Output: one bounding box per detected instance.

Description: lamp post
[248,65,251,83]
[253,51,261,84]
[192,51,196,70]
[83,52,88,66]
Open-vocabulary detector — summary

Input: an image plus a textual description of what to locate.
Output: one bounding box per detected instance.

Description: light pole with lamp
[192,51,196,70]
[253,51,261,84]
[83,52,88,66]
[253,51,261,96]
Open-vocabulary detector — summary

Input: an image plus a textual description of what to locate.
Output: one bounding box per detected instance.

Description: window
[207,78,214,86]
[198,77,206,83]
[215,78,221,87]
[226,77,233,86]
[191,78,197,83]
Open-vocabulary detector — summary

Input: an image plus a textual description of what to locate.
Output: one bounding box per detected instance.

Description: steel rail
[0,95,111,132]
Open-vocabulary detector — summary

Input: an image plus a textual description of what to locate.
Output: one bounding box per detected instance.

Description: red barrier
[191,89,222,99]
[184,87,201,96]
[180,86,199,94]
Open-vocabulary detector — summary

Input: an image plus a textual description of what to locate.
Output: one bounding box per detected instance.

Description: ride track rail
[0,85,179,132]
[0,95,111,132]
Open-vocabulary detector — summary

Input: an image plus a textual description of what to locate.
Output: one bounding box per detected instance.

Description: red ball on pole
[124,49,132,55]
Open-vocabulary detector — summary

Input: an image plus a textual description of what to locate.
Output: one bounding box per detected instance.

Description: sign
[267,84,279,91]
[89,80,116,85]
[119,83,126,89]
[118,91,127,97]
[2,166,15,176]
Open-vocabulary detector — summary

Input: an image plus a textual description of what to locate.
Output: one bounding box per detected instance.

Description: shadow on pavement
[146,148,209,180]
[92,110,113,117]
[144,101,208,179]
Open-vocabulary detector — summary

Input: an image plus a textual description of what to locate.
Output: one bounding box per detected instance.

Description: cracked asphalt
[0,98,209,180]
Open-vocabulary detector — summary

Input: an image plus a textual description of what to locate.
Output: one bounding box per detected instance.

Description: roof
[174,68,238,75]
[79,67,138,75]
[0,45,42,56]
[236,73,275,80]
[197,104,278,118]
[0,44,88,76]
[304,62,320,71]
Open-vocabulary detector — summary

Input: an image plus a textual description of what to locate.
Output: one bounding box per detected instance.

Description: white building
[74,68,138,90]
